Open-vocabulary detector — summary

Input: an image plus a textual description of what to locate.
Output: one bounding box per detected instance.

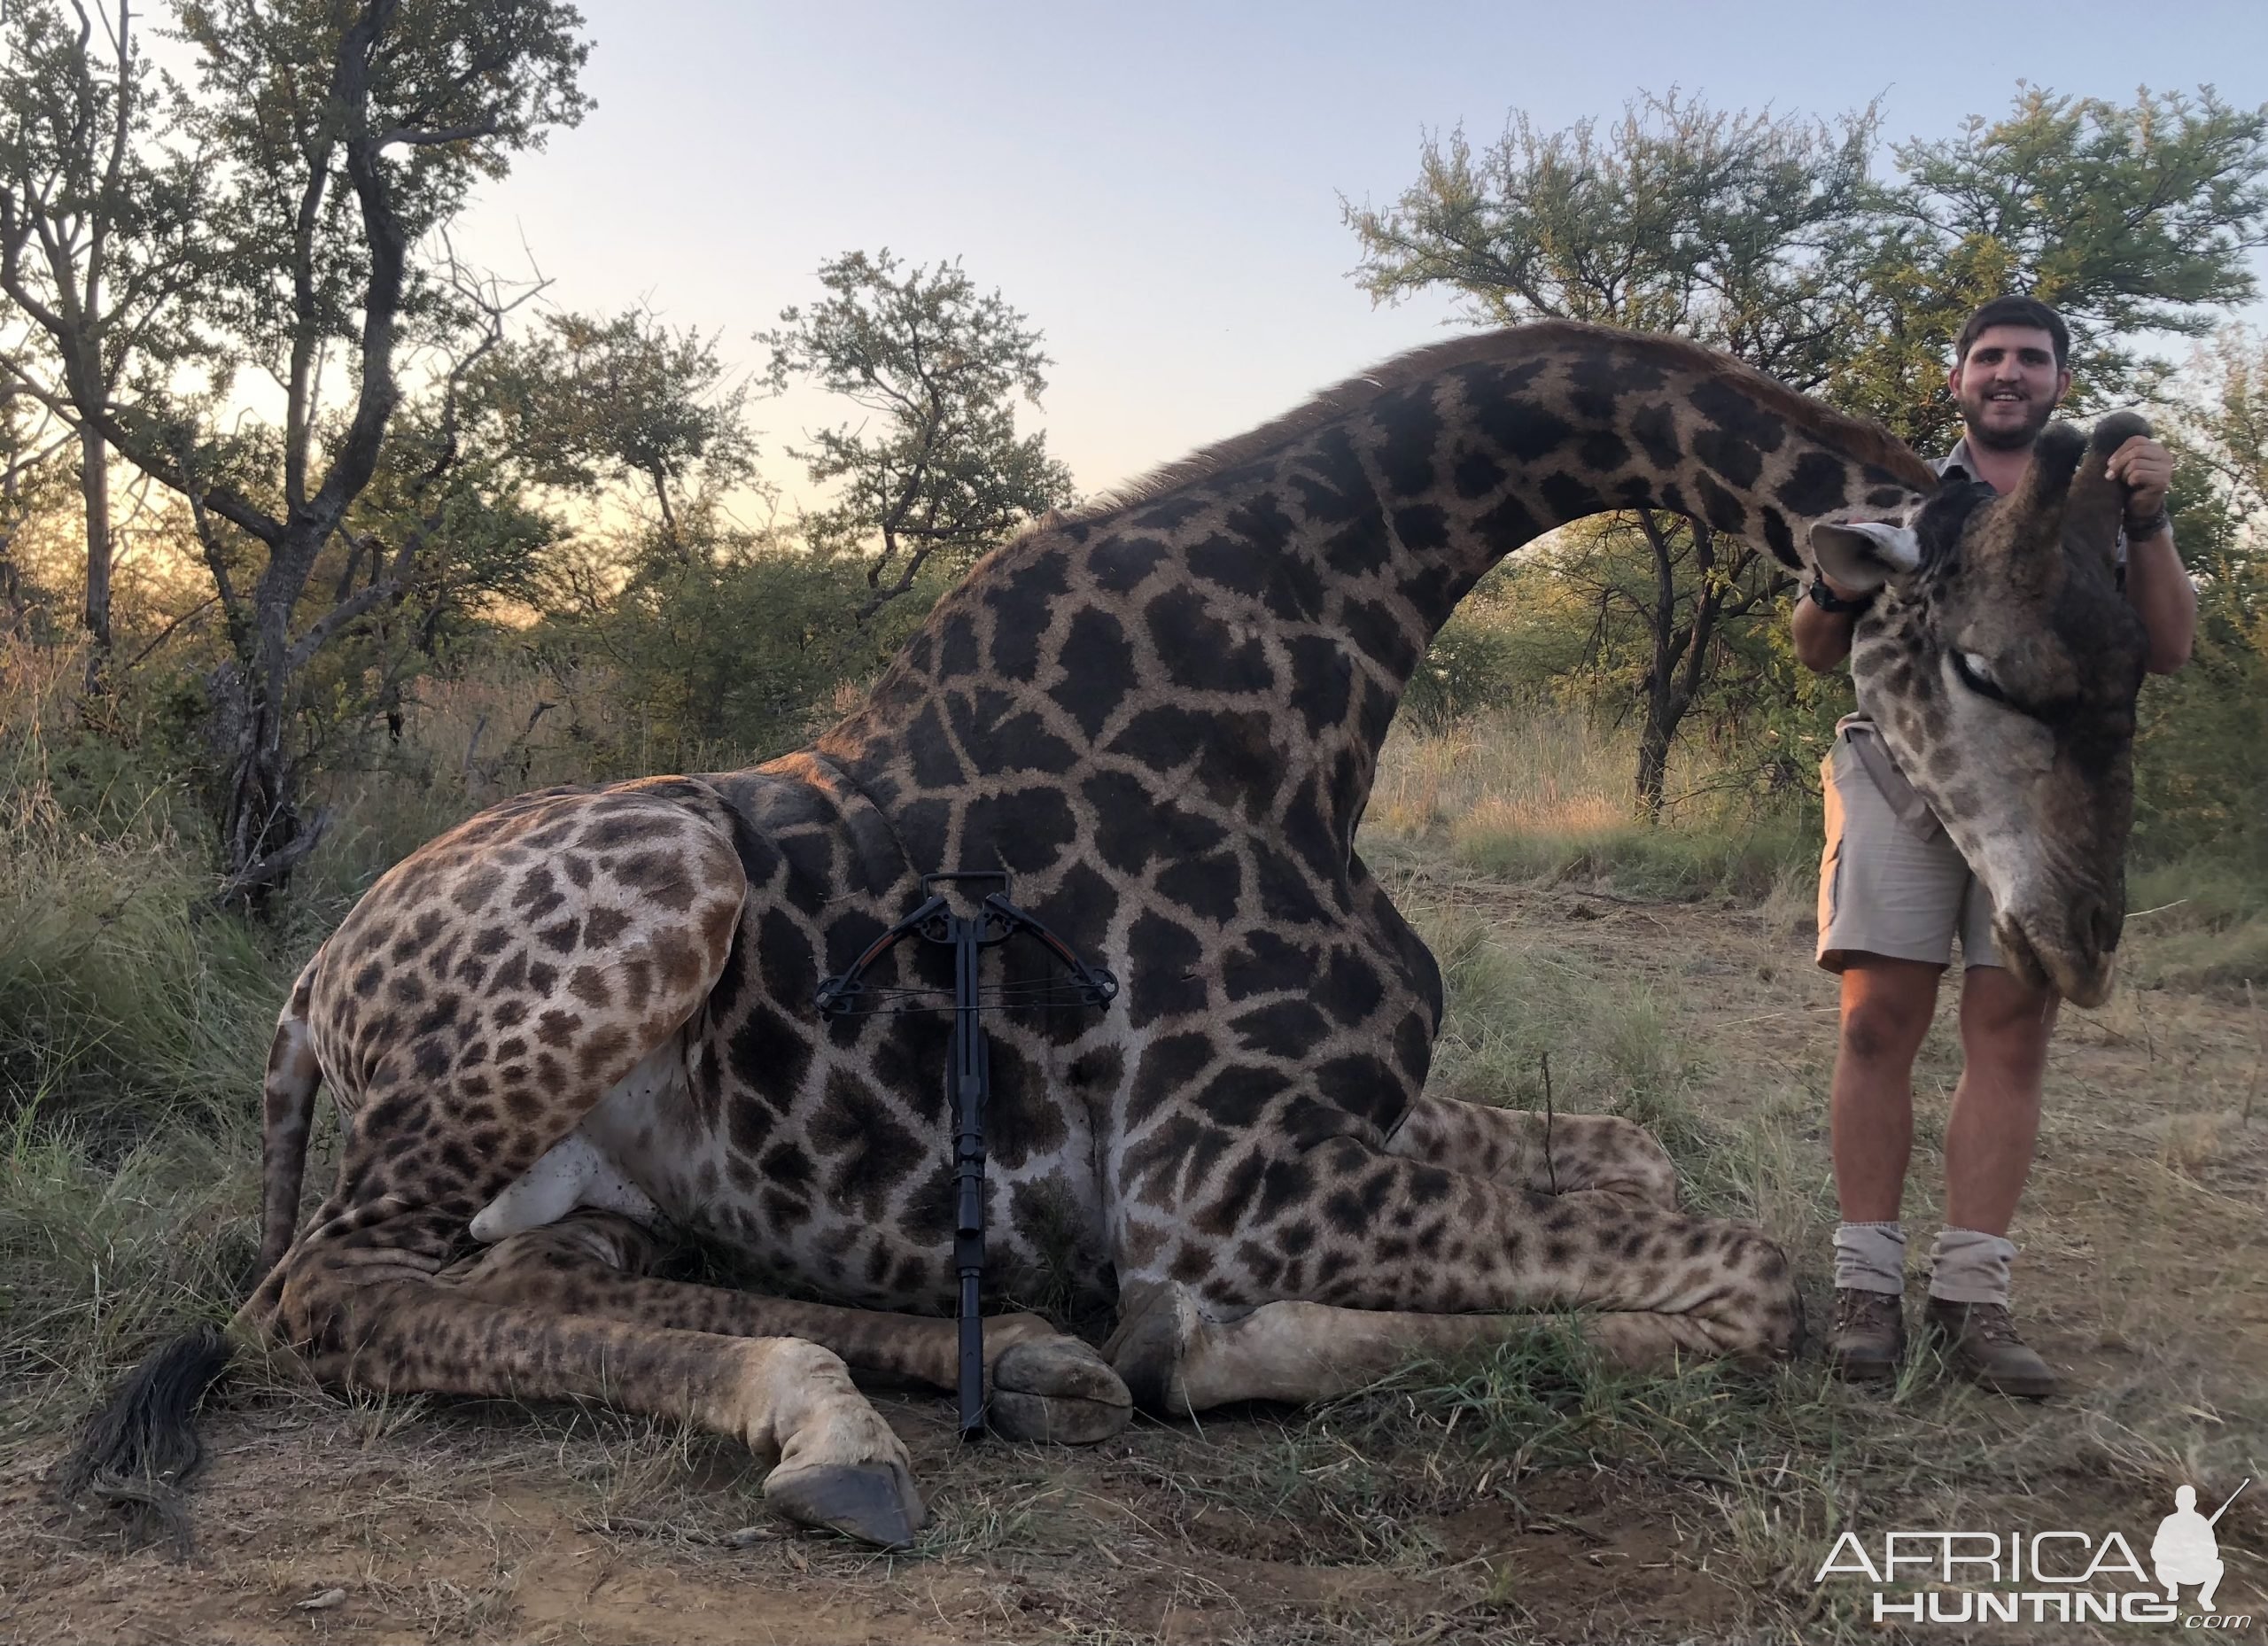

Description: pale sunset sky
[447,0,2268,511]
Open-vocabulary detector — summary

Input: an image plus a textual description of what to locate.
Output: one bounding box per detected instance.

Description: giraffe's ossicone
[63,323,2142,1551]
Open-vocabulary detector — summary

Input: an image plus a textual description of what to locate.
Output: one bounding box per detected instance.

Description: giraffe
[63,322,2148,1552]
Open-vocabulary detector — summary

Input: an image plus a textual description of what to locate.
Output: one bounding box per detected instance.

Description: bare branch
[122,593,217,669]
[285,530,415,672]
[211,805,331,906]
[376,117,500,149]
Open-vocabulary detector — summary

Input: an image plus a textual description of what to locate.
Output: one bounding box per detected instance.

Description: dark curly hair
[1956,296,2070,369]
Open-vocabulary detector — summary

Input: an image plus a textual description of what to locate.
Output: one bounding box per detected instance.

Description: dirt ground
[4,882,2265,1645]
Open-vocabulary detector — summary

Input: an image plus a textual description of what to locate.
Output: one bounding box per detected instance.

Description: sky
[447,0,2268,512]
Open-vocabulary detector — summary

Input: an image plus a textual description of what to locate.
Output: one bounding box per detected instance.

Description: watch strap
[1806,578,1876,616]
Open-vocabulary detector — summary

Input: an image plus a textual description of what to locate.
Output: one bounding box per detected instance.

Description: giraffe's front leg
[293,1249,925,1548]
[444,1213,1131,1444]
[1388,1091,1681,1208]
[1106,1284,1762,1415]
[1107,1128,1798,1414]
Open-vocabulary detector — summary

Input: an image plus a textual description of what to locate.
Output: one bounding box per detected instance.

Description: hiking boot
[1921,1299,2059,1398]
[1827,1288,1906,1382]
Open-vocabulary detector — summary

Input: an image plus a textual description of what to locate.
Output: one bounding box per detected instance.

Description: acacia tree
[476,305,762,559]
[1348,86,2268,814]
[4,0,588,899]
[0,0,207,687]
[762,250,1076,621]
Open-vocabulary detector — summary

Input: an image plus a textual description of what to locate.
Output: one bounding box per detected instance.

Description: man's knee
[1838,967,1938,1068]
[1960,967,2057,1076]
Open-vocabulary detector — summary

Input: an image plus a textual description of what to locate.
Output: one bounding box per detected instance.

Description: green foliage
[2132,331,2268,889]
[173,0,591,367]
[473,306,763,547]
[1348,90,1879,384]
[0,716,284,1136]
[578,535,931,768]
[762,249,1077,618]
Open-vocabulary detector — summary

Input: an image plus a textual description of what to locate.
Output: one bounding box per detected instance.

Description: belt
[1838,718,1945,840]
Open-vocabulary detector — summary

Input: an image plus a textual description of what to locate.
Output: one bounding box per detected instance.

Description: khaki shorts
[1816,723,2000,973]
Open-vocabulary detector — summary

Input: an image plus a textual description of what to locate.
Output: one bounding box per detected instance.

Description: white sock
[1833,1221,1907,1295]
[1928,1227,2017,1306]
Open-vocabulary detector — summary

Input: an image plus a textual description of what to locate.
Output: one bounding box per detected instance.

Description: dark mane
[1056,321,1936,531]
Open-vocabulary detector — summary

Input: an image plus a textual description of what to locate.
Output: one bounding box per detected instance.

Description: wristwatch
[1805,578,1876,616]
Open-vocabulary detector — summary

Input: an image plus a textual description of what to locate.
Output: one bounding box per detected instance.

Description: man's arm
[1792,582,1859,673]
[2107,436,2196,675]
[2123,524,2194,674]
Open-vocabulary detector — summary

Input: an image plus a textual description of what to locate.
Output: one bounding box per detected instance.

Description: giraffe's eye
[1950,649,2015,707]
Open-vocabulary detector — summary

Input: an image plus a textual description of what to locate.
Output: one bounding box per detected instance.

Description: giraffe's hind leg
[444,1213,1132,1444]
[280,1223,925,1547]
[1388,1092,1681,1208]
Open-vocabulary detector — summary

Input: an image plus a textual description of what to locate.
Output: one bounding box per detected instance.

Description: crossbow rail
[813,873,1116,1437]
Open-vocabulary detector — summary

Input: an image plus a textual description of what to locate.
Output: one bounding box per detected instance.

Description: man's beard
[1960,390,2054,452]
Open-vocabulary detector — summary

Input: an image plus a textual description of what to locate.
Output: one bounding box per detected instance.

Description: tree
[476,305,761,556]
[1347,92,1879,815]
[1831,86,2268,449]
[4,0,588,901]
[762,250,1076,621]
[0,0,207,688]
[2132,330,2268,868]
[0,379,72,637]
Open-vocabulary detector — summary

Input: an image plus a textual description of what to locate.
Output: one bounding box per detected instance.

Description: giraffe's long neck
[820,324,1935,873]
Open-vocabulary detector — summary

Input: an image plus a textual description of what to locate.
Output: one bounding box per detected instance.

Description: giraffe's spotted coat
[234,322,2142,1490]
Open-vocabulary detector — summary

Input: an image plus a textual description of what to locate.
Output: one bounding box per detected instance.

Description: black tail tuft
[53,1324,235,1557]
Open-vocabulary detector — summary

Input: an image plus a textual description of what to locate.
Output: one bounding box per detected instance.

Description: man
[2151,1484,2230,1613]
[1792,295,2196,1395]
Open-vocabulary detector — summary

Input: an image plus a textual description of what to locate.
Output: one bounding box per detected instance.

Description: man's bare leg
[1922,962,2060,1397]
[1941,964,2056,1236]
[1829,957,1941,1222]
[1826,955,1940,1379]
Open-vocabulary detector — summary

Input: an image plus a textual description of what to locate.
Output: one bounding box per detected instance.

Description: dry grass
[1368,707,1818,901]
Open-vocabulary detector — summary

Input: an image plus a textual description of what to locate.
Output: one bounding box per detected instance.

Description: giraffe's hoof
[764,1461,927,1550]
[990,1339,1133,1444]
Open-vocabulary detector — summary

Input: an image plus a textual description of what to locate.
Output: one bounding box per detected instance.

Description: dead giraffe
[66,322,2148,1549]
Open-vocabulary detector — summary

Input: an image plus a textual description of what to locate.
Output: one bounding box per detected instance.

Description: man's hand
[2106,435,2175,522]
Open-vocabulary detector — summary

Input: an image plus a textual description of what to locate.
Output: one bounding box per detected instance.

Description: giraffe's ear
[1808,519,1922,594]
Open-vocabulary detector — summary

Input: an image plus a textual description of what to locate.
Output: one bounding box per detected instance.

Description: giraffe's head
[1809,415,2151,1006]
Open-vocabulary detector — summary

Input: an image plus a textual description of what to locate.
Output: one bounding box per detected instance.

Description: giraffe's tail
[51,1324,233,1557]
[54,948,328,1557]
[257,947,327,1280]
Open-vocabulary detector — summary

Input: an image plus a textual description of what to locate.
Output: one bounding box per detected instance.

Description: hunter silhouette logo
[2154,1480,2248,1614]
[1814,1478,2254,1627]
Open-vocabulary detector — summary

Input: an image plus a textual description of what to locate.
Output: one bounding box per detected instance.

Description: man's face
[1948,323,2070,452]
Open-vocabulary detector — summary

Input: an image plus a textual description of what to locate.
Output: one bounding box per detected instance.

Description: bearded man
[1792,295,2196,1395]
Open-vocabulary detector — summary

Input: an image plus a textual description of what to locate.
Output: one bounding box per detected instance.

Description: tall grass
[0,646,290,1422]
[1367,706,1818,900]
